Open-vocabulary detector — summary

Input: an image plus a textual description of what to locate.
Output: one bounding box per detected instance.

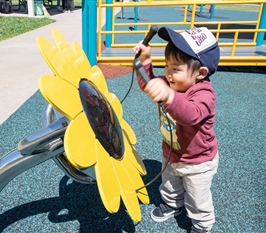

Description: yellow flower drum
[36,28,149,222]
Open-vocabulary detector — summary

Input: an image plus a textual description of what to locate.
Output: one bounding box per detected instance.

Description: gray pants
[159,152,219,231]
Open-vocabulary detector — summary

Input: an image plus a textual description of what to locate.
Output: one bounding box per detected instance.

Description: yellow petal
[120,119,137,145]
[36,36,80,88]
[51,28,71,52]
[125,144,147,176]
[61,46,92,80]
[95,141,120,213]
[64,113,97,168]
[36,36,57,75]
[121,150,149,204]
[89,66,108,94]
[111,158,142,222]
[39,74,82,120]
[105,92,123,122]
[51,28,92,80]
[72,41,92,72]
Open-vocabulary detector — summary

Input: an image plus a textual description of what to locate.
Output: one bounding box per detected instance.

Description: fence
[83,0,266,66]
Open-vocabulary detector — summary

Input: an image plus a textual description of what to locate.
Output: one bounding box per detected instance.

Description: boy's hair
[165,41,201,74]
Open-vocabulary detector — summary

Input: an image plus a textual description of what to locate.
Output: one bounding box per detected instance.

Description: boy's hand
[144,78,175,106]
[133,41,152,65]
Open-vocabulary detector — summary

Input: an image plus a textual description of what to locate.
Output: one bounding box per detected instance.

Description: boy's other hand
[144,78,175,106]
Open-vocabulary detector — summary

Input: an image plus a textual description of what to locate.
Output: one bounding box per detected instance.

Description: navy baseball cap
[158,27,220,76]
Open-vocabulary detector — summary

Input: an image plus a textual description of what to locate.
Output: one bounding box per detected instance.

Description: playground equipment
[0,28,149,222]
[84,0,266,66]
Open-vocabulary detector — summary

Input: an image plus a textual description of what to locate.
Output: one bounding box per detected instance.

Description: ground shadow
[207,24,266,40]
[141,159,162,206]
[0,159,165,233]
[217,66,266,74]
[0,175,136,233]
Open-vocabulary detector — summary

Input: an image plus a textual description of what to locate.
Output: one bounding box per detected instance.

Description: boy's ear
[196,67,209,80]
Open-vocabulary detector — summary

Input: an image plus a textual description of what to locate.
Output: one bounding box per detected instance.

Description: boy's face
[164,55,200,92]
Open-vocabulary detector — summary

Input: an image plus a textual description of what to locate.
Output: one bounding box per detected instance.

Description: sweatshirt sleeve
[136,62,157,91]
[165,81,216,126]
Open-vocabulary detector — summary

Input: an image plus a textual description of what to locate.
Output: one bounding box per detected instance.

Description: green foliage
[0,16,55,41]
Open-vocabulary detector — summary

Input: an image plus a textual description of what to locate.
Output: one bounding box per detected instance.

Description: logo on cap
[181,27,216,55]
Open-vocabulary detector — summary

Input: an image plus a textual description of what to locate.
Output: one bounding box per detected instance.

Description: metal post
[134,0,139,30]
[121,7,124,19]
[199,5,203,16]
[82,0,97,66]
[105,0,112,47]
[27,0,35,16]
[210,4,215,19]
[256,3,266,46]
[121,0,124,19]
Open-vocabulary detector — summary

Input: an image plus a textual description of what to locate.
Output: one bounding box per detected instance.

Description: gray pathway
[0,6,121,124]
[0,9,82,124]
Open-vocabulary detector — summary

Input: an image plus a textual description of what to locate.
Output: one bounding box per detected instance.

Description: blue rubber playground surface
[0,6,265,233]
